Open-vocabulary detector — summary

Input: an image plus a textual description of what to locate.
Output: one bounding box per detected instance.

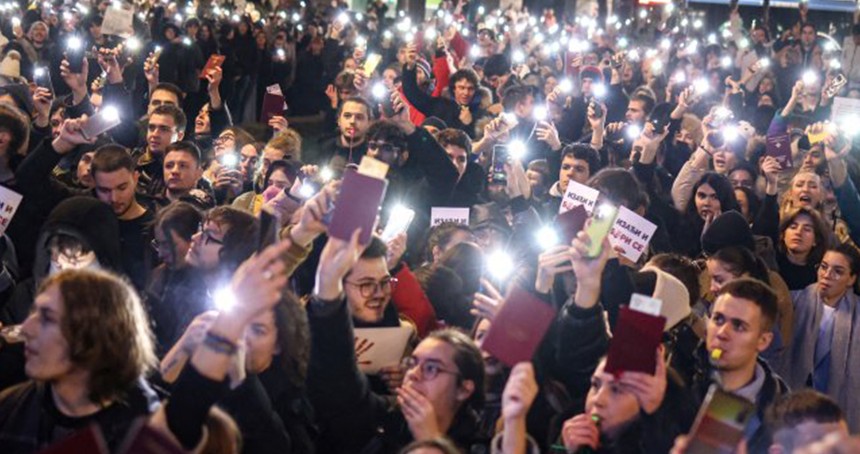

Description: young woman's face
[244,310,279,374]
[694,183,722,220]
[707,258,742,294]
[155,226,192,269]
[790,173,823,210]
[473,318,502,377]
[783,214,817,257]
[585,359,640,438]
[21,284,75,383]
[266,168,291,191]
[402,338,474,422]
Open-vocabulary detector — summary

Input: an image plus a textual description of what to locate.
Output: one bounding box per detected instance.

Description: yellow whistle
[711,348,723,361]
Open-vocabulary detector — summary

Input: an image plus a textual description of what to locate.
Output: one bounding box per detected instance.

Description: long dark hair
[709,246,770,285]
[778,207,832,266]
[271,291,310,388]
[686,172,740,220]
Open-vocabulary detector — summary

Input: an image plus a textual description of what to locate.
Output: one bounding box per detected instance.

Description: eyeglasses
[214,135,234,145]
[151,238,165,252]
[345,276,397,297]
[401,356,460,381]
[368,141,402,155]
[197,223,224,246]
[818,262,849,279]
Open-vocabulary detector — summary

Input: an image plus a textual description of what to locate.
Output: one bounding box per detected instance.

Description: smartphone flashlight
[221,153,239,168]
[720,56,732,69]
[625,124,642,140]
[486,250,515,280]
[509,140,527,160]
[182,36,192,46]
[722,125,740,142]
[536,226,560,250]
[126,37,141,52]
[372,82,387,100]
[559,78,573,94]
[533,105,548,122]
[67,36,83,51]
[512,49,525,64]
[424,28,437,40]
[101,105,120,122]
[760,57,771,68]
[355,35,367,48]
[693,78,710,94]
[802,70,818,86]
[213,286,237,312]
[336,12,350,24]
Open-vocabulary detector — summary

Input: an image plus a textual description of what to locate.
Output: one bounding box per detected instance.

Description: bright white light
[723,125,740,142]
[626,124,641,139]
[802,70,818,86]
[75,2,88,14]
[292,12,300,22]
[618,37,628,48]
[185,5,195,15]
[213,286,237,312]
[714,106,732,120]
[320,166,334,182]
[660,38,671,50]
[372,82,386,100]
[559,78,573,93]
[839,114,860,137]
[485,17,497,28]
[721,56,732,69]
[477,5,485,15]
[739,38,749,49]
[534,33,545,45]
[62,11,72,21]
[509,140,527,160]
[673,71,687,83]
[548,23,559,34]
[101,105,120,122]
[34,67,45,77]
[665,3,675,13]
[708,33,718,45]
[383,30,393,40]
[404,32,415,43]
[681,18,689,27]
[231,14,240,22]
[596,203,616,219]
[356,12,364,21]
[336,12,349,24]
[760,57,771,68]
[830,59,842,70]
[693,19,703,29]
[536,226,560,250]
[174,13,183,22]
[221,153,239,167]
[593,83,607,98]
[126,37,141,51]
[424,28,436,40]
[694,78,710,94]
[824,40,836,52]
[182,37,192,46]
[356,35,367,47]
[470,45,481,58]
[651,60,663,74]
[628,49,640,61]
[686,40,698,53]
[512,49,525,64]
[607,15,618,25]
[533,105,548,121]
[486,250,515,280]
[638,9,647,19]
[67,36,82,51]
[299,182,315,198]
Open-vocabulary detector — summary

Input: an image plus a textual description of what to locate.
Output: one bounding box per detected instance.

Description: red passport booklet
[328,169,388,246]
[766,133,792,169]
[199,54,225,79]
[261,84,288,122]
[556,204,588,244]
[481,286,557,367]
[604,306,666,377]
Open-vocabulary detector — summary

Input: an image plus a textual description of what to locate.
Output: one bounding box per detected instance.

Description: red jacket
[390,263,439,338]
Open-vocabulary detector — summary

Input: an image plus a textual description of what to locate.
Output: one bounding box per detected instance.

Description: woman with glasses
[145,202,203,353]
[779,244,860,433]
[307,233,488,453]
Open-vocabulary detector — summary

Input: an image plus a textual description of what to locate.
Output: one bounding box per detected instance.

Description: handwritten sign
[101,2,134,38]
[431,207,469,227]
[609,206,657,263]
[559,180,599,215]
[0,186,22,236]
[832,97,860,122]
[353,326,412,374]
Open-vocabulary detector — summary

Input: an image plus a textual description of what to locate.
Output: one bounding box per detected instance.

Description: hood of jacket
[32,196,121,281]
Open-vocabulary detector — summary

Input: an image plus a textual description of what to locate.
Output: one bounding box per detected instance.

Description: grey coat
[779,284,860,432]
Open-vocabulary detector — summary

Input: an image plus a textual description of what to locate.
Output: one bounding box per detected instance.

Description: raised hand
[52,116,96,154]
[535,244,573,293]
[501,362,539,420]
[397,383,442,441]
[314,229,365,300]
[385,232,407,268]
[562,413,600,452]
[618,347,668,415]
[59,57,88,105]
[143,51,160,89]
[536,121,562,151]
[292,181,340,246]
[268,115,289,132]
[471,278,505,321]
[32,87,52,128]
[229,240,293,322]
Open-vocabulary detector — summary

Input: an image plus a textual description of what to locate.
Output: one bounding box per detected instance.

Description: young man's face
[559,155,590,192]
[706,294,773,374]
[453,79,477,106]
[163,150,201,192]
[338,101,370,142]
[625,99,647,124]
[146,114,183,156]
[76,151,95,187]
[344,257,392,324]
[93,168,139,217]
[147,89,181,115]
[445,145,468,177]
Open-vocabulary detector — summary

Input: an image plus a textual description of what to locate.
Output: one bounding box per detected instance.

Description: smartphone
[491,145,509,183]
[686,385,755,454]
[364,53,382,75]
[257,208,279,252]
[381,205,415,242]
[199,54,226,79]
[825,74,847,98]
[33,67,54,94]
[81,106,121,140]
[589,99,604,119]
[66,37,85,73]
[584,204,618,258]
[151,46,164,64]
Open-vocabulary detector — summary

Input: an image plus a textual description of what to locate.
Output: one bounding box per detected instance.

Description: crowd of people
[0,0,858,452]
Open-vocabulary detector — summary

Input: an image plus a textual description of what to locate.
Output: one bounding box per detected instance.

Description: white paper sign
[0,186,22,236]
[832,97,860,122]
[354,326,412,374]
[431,207,469,227]
[559,180,599,215]
[630,293,663,317]
[608,206,658,263]
[101,3,134,38]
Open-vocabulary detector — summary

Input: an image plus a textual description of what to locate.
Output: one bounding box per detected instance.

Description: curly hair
[40,269,156,404]
[272,291,310,388]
